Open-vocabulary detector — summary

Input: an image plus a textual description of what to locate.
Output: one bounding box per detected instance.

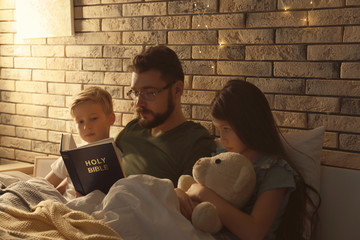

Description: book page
[61,133,77,151]
[77,138,114,149]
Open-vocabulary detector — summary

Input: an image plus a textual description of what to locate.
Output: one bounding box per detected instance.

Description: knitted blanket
[0,176,122,240]
[0,200,122,240]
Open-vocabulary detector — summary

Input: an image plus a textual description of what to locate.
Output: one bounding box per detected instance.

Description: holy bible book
[60,133,125,195]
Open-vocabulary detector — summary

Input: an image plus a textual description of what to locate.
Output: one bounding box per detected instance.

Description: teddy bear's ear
[234,167,252,192]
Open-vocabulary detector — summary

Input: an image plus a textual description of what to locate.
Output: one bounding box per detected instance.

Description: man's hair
[70,86,113,116]
[128,45,184,83]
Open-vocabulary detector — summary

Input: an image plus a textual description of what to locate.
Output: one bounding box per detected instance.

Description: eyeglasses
[126,81,175,101]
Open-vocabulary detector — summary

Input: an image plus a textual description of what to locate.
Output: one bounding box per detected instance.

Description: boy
[45,86,116,199]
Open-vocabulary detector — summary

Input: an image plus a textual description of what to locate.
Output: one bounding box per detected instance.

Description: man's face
[130,69,175,129]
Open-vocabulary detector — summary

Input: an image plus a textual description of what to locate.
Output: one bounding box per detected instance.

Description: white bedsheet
[66,174,215,240]
[0,172,214,240]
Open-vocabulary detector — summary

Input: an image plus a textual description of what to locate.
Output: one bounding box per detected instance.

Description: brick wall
[1,0,360,169]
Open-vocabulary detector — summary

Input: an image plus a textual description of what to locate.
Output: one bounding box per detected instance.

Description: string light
[190,0,315,71]
[191,0,214,69]
[278,0,314,25]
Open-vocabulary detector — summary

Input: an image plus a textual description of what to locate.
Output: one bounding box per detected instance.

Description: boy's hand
[55,178,68,195]
[75,191,83,198]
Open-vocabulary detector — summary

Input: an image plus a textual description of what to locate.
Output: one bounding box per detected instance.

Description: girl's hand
[186,183,215,202]
[174,188,196,220]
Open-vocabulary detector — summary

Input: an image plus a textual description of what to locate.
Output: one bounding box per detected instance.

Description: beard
[136,93,175,129]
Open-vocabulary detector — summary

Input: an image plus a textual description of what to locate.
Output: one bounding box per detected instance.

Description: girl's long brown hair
[211,79,320,240]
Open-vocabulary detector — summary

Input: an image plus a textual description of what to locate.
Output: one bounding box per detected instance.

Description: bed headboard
[317,165,360,240]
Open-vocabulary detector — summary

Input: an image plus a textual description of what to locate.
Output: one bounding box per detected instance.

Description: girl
[176,80,320,240]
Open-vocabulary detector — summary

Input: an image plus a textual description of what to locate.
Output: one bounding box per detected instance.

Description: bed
[0,171,214,240]
[0,126,329,239]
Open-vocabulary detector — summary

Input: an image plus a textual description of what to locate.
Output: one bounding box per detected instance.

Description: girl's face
[212,118,249,154]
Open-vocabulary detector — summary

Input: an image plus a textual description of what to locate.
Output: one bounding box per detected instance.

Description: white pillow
[215,126,325,192]
[282,126,325,193]
[283,126,325,238]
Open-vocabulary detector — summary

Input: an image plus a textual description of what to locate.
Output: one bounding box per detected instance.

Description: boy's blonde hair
[71,87,113,117]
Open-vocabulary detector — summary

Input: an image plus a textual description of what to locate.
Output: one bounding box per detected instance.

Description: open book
[60,133,125,195]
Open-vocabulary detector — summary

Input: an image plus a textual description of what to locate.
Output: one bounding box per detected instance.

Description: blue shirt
[214,155,297,240]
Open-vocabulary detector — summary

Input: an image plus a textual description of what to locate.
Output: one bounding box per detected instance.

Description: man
[115,46,216,186]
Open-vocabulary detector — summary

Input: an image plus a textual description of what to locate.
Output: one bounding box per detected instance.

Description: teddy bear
[177,151,256,234]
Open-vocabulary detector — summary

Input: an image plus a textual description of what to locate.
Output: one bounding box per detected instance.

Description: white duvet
[0,172,214,240]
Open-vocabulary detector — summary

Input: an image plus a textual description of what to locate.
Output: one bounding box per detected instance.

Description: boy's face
[72,101,115,143]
